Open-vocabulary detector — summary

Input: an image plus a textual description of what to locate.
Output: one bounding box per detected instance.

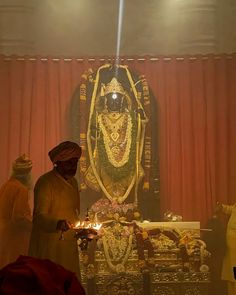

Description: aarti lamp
[73,211,102,250]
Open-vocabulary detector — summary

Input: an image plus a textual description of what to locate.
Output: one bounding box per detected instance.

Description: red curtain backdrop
[0,54,235,226]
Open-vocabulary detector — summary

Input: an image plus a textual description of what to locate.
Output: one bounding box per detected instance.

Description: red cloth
[0,255,86,295]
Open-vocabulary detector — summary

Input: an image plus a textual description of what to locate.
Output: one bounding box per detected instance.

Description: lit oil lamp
[73,211,102,250]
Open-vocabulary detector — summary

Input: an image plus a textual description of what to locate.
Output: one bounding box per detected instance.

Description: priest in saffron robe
[28,141,82,279]
[0,154,32,269]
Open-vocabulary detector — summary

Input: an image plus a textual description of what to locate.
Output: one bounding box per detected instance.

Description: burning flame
[74,221,102,231]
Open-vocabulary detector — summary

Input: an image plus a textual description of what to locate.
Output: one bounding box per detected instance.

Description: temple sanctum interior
[0,1,236,295]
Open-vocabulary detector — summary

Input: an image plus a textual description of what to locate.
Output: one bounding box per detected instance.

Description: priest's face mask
[105,92,124,112]
[55,157,79,179]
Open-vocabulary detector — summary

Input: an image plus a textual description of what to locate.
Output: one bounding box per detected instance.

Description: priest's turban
[48,141,82,163]
[12,154,32,174]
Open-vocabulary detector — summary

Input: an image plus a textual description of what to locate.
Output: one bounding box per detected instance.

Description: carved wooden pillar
[0,0,36,55]
[178,0,217,54]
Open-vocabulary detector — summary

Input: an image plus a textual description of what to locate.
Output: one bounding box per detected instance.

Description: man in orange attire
[0,154,33,269]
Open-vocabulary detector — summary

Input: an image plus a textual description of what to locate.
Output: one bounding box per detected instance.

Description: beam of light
[115,0,124,76]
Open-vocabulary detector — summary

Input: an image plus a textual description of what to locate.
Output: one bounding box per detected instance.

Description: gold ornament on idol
[98,112,132,168]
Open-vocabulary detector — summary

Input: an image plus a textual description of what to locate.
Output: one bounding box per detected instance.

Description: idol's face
[106,93,123,112]
[56,157,79,179]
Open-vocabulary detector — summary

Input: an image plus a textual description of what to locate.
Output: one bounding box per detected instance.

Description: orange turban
[48,141,82,163]
[12,154,32,174]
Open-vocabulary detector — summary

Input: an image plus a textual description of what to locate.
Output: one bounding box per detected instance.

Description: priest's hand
[56,219,72,232]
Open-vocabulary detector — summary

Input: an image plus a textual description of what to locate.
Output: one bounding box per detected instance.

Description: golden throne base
[79,249,210,295]
[79,222,210,295]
